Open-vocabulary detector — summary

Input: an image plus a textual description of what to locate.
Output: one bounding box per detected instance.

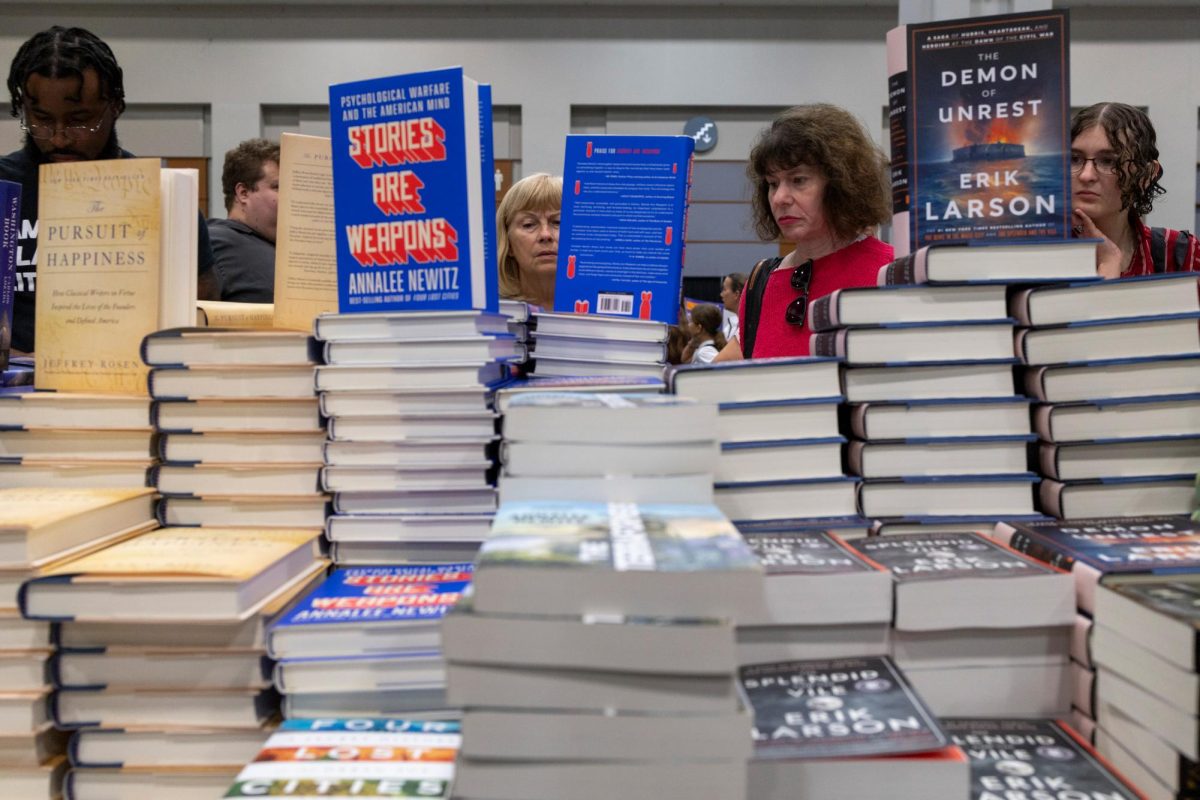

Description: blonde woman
[496,173,563,309]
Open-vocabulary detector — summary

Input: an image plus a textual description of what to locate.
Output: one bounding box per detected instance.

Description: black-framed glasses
[1069,153,1122,176]
[19,105,112,141]
[784,259,814,326]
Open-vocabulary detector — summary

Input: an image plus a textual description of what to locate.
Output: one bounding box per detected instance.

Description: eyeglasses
[784,259,814,326]
[19,106,112,141]
[1069,153,1122,176]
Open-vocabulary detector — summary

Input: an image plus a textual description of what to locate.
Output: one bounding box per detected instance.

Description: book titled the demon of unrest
[328,67,497,314]
[900,10,1071,253]
[555,135,694,325]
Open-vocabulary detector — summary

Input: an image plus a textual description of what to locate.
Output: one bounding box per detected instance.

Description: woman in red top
[715,104,894,360]
[1070,102,1198,278]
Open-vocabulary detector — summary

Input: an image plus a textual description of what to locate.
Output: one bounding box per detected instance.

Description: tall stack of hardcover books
[528,311,670,379]
[497,392,716,505]
[17,522,324,798]
[849,531,1075,716]
[444,500,766,800]
[0,488,155,800]
[990,513,1200,760]
[143,328,329,530]
[266,564,467,721]
[1090,573,1200,800]
[313,310,514,565]
[1013,273,1200,519]
[669,357,865,534]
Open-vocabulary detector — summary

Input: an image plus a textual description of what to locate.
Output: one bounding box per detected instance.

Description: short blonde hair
[496,173,563,301]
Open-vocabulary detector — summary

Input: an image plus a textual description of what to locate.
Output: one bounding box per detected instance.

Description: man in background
[0,25,216,353]
[209,138,279,302]
[720,272,746,341]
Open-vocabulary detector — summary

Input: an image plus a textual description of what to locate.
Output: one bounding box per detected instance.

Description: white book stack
[313,310,521,565]
[1090,574,1200,800]
[444,500,767,800]
[265,564,467,721]
[849,531,1075,717]
[528,310,670,379]
[142,328,329,531]
[810,281,1042,533]
[1012,273,1200,519]
[497,392,717,506]
[669,357,864,533]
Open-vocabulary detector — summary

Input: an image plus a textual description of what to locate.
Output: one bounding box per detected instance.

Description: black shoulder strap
[1149,227,1169,274]
[740,256,781,359]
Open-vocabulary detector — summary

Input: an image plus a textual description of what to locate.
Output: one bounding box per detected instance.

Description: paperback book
[0,179,18,372]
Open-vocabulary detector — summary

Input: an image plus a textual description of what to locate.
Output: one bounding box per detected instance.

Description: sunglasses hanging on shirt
[784,259,814,326]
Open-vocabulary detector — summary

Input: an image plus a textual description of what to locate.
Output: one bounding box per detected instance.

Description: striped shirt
[1123,222,1199,276]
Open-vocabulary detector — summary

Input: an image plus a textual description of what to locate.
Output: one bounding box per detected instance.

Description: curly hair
[8,26,125,117]
[221,138,280,211]
[747,104,891,243]
[496,173,562,301]
[1071,102,1165,226]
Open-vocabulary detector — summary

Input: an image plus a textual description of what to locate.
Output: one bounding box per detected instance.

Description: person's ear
[234,181,252,206]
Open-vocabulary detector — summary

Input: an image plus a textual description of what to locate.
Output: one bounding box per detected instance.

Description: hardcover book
[902,10,1071,250]
[35,158,198,394]
[328,67,496,314]
[273,132,338,332]
[555,135,694,324]
[0,179,19,372]
[1094,573,1200,673]
[944,717,1143,800]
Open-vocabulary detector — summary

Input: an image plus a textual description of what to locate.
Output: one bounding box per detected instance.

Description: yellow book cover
[196,300,275,328]
[35,158,163,394]
[0,487,154,532]
[273,133,337,332]
[44,526,321,582]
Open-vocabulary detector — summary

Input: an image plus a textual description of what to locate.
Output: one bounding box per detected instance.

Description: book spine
[849,403,870,439]
[1032,404,1056,442]
[1010,287,1036,327]
[808,293,838,332]
[877,253,919,286]
[1014,328,1033,364]
[1001,528,1078,573]
[1023,367,1050,402]
[886,25,911,259]
[1038,443,1061,480]
[846,440,866,476]
[810,329,845,358]
[0,182,20,372]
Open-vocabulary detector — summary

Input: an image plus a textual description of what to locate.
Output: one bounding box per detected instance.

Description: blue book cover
[0,180,20,372]
[907,10,1070,249]
[271,564,472,633]
[328,67,496,314]
[555,135,694,324]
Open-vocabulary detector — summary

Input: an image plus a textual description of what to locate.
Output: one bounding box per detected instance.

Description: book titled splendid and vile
[471,501,767,620]
[0,179,19,371]
[35,158,198,394]
[329,66,496,314]
[991,515,1200,613]
[267,563,470,659]
[943,718,1144,800]
[222,718,459,799]
[555,134,693,324]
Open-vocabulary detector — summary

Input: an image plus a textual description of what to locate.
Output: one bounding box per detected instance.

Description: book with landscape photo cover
[328,66,496,314]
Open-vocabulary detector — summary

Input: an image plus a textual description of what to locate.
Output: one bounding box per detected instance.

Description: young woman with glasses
[714,105,893,361]
[1070,102,1197,278]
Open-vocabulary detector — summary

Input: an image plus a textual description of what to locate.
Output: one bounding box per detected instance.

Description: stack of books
[0,391,155,490]
[222,717,460,799]
[669,357,864,532]
[850,531,1075,716]
[742,656,969,799]
[266,564,467,721]
[499,299,531,349]
[18,524,325,798]
[735,530,892,665]
[0,488,154,799]
[945,717,1146,800]
[444,500,767,800]
[314,310,514,565]
[497,392,716,505]
[1090,573,1200,800]
[144,327,330,530]
[1014,273,1200,518]
[528,311,670,379]
[990,513,1200,746]
[821,264,1049,532]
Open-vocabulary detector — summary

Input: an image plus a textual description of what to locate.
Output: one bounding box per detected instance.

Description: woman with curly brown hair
[715,104,893,360]
[1071,102,1197,278]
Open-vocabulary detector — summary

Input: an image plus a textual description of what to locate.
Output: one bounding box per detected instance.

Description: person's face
[507,208,559,279]
[767,164,831,246]
[22,69,116,162]
[1071,125,1125,224]
[720,277,740,312]
[237,160,280,243]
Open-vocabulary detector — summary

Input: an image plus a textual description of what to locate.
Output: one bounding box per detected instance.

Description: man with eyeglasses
[0,26,217,355]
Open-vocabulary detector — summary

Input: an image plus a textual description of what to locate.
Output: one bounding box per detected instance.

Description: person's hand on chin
[1072,207,1122,279]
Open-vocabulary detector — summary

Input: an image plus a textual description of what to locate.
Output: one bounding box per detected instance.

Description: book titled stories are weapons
[328,67,496,314]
